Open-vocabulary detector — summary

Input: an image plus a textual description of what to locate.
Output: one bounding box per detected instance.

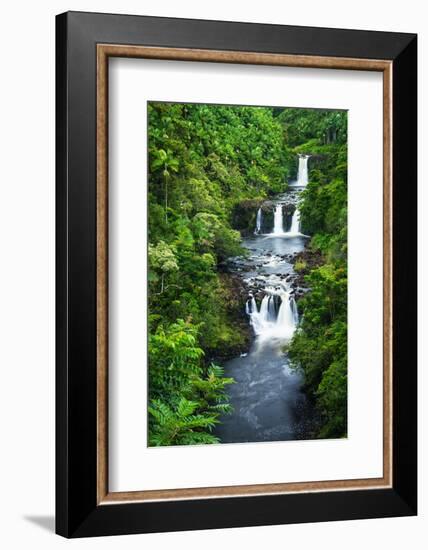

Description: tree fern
[149,397,224,446]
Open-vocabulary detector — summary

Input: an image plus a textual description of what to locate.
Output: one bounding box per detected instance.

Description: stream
[215,155,318,443]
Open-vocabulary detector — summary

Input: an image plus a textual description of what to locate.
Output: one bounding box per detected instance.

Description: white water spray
[246,296,258,315]
[287,207,301,235]
[296,155,310,186]
[246,288,298,341]
[269,203,303,237]
[273,204,284,234]
[254,208,262,234]
[276,291,299,328]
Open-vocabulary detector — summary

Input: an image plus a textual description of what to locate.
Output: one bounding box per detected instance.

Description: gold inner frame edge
[96,44,393,505]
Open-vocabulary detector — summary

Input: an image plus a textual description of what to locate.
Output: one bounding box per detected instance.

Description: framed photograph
[56,11,417,537]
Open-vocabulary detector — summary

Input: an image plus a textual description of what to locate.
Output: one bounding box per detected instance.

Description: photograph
[0,1,420,544]
[147,102,348,446]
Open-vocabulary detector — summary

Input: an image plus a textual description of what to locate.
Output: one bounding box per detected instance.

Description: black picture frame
[56,11,417,538]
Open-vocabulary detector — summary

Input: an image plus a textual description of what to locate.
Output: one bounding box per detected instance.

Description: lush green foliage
[148,319,235,446]
[286,109,348,438]
[148,102,348,444]
[148,103,290,445]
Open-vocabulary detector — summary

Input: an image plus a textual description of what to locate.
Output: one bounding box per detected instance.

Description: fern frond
[179,432,219,445]
[177,398,199,418]
[178,414,218,429]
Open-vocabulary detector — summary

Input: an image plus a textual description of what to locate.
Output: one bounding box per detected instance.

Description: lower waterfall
[296,155,310,186]
[268,204,301,236]
[246,289,298,342]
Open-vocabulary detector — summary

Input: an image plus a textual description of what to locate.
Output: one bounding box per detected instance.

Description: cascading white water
[269,202,304,237]
[245,296,257,315]
[288,207,301,234]
[291,297,299,325]
[246,289,298,341]
[276,291,298,331]
[273,204,284,234]
[268,295,276,321]
[254,208,262,234]
[296,155,309,186]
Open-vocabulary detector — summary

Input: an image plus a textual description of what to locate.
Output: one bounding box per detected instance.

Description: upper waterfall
[296,154,310,186]
[288,207,301,235]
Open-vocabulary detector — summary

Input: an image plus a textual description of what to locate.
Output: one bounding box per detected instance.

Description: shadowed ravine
[215,156,318,443]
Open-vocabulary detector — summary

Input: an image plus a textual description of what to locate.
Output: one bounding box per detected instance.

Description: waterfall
[277,292,298,330]
[259,295,270,320]
[254,208,262,234]
[288,207,301,234]
[291,297,299,325]
[268,295,277,321]
[246,296,257,315]
[296,155,309,186]
[246,290,298,340]
[273,204,284,234]
[269,202,305,238]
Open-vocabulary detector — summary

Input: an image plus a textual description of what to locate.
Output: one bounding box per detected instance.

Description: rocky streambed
[214,187,319,444]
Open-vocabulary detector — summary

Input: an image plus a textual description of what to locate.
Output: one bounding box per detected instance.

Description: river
[215,155,318,443]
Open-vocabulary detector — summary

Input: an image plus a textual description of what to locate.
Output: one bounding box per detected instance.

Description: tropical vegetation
[147,102,348,444]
